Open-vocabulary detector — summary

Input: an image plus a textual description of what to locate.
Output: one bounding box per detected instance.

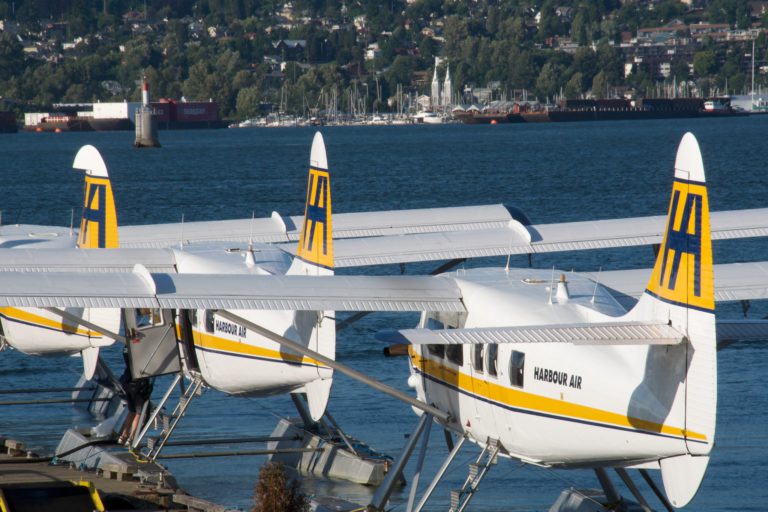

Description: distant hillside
[0,0,764,119]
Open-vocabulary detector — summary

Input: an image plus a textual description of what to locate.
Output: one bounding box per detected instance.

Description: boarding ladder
[448,438,500,512]
[137,372,205,462]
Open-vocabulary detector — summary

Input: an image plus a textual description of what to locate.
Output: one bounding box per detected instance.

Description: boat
[455,97,750,124]
[413,111,446,124]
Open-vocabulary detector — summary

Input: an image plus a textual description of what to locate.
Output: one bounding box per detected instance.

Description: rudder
[74,145,119,249]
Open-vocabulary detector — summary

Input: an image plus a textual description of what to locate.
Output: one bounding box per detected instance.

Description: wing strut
[214,310,450,422]
[43,307,123,342]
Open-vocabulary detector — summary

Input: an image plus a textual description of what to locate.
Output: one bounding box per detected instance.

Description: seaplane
[0,145,122,379]
[1,133,768,509]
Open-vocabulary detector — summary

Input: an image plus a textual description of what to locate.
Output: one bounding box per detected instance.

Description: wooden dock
[0,437,235,511]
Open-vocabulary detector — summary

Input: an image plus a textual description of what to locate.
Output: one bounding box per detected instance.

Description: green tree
[591,70,608,98]
[536,61,563,100]
[693,51,717,77]
[564,72,583,99]
[0,33,24,81]
[236,86,262,119]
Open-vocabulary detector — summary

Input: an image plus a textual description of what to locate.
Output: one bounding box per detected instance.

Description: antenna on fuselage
[591,266,602,303]
[179,213,184,250]
[548,265,555,304]
[245,211,256,267]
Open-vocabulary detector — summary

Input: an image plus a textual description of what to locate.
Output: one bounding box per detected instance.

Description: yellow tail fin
[294,132,333,270]
[645,133,713,313]
[73,145,119,249]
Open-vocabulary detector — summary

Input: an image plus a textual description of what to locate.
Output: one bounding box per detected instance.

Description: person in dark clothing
[117,347,153,446]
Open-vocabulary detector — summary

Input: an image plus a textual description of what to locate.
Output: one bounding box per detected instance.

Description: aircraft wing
[394,322,684,346]
[0,270,464,313]
[318,208,768,267]
[0,248,178,272]
[117,204,517,247]
[584,261,768,309]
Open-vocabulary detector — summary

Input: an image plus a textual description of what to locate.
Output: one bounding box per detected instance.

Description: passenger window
[473,345,484,373]
[427,344,445,358]
[487,344,498,377]
[205,310,215,333]
[509,350,525,387]
[446,344,463,366]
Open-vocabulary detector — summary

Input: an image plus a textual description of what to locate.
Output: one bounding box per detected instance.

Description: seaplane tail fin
[288,132,334,277]
[632,132,716,508]
[73,145,119,249]
[288,133,335,418]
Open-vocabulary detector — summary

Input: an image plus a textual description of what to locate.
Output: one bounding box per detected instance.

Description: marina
[0,119,767,511]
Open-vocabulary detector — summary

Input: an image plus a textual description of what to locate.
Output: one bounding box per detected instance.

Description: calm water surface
[1,118,767,510]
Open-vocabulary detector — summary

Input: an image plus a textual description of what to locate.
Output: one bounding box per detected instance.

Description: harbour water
[1,118,767,511]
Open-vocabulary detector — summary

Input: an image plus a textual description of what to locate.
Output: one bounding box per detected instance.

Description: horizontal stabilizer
[0,271,464,313]
[584,260,768,309]
[395,322,684,346]
[116,203,518,248]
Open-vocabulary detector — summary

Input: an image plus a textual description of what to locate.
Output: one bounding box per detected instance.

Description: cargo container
[92,101,140,120]
[174,101,219,123]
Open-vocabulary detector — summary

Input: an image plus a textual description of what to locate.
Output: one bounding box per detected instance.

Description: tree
[536,61,562,100]
[0,33,24,81]
[571,11,590,46]
[252,463,308,512]
[236,86,261,119]
[564,72,583,99]
[443,16,469,61]
[693,51,717,77]
[591,70,608,98]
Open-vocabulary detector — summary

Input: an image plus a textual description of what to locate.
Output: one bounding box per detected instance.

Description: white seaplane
[1,133,768,509]
[0,145,122,379]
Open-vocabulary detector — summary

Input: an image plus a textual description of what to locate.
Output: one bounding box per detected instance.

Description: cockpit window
[427,344,445,358]
[446,344,463,366]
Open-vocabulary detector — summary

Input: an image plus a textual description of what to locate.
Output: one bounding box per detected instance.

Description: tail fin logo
[296,168,333,269]
[646,179,713,312]
[78,176,118,249]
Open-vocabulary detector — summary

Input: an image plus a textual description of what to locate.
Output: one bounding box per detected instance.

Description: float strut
[406,416,433,512]
[413,433,467,512]
[638,469,675,512]
[594,468,622,505]
[368,413,432,511]
[615,468,653,512]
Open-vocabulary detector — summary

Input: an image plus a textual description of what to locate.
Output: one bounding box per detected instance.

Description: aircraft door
[177,309,200,373]
[123,308,182,379]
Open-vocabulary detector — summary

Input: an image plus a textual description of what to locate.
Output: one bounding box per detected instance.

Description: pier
[0,437,235,511]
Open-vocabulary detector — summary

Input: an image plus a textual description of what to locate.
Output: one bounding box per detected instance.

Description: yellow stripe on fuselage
[0,307,98,337]
[192,329,329,369]
[411,351,707,442]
